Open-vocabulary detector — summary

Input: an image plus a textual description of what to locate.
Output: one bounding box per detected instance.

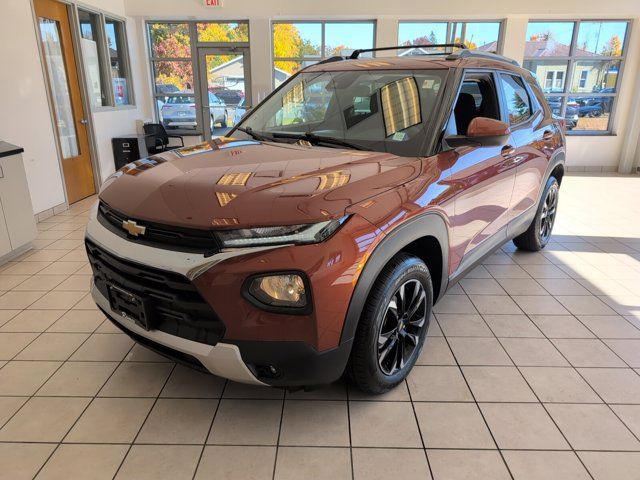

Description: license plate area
[108,283,154,331]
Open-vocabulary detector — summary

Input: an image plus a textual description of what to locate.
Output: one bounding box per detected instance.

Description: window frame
[74,7,135,110]
[146,20,250,135]
[397,19,505,54]
[523,19,632,136]
[270,20,377,88]
[497,72,535,128]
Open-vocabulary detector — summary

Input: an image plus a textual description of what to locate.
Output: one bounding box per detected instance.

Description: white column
[375,17,399,56]
[501,16,528,64]
[249,17,273,102]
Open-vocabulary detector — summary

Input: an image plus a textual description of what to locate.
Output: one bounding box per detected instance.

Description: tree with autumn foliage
[272,23,317,73]
[601,34,622,56]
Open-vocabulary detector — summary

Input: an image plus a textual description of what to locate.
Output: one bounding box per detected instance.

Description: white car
[161,91,227,130]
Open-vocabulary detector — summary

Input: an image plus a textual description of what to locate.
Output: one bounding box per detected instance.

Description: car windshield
[237,69,448,156]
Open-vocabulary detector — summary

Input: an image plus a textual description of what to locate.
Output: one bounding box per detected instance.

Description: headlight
[216,216,347,248]
[247,273,308,309]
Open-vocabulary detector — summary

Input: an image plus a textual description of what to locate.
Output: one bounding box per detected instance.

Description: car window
[450,72,500,136]
[499,74,532,125]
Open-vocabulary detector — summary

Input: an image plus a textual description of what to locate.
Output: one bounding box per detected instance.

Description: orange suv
[87,45,565,393]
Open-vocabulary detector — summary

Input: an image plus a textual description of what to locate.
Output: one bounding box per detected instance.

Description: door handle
[501,145,515,158]
[542,130,554,140]
[80,118,88,125]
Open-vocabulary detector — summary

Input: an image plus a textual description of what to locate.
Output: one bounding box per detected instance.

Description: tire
[513,176,560,251]
[346,253,432,394]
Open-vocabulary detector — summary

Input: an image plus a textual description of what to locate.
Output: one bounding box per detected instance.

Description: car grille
[86,238,225,346]
[97,201,220,255]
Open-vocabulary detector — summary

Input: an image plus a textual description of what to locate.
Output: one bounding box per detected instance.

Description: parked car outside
[88,46,565,393]
[161,92,227,130]
[209,86,243,106]
[233,97,248,125]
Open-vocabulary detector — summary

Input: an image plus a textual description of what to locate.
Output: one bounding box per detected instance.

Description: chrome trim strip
[92,284,265,385]
[84,204,284,280]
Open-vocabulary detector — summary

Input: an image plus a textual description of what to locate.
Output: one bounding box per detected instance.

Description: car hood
[99,137,422,229]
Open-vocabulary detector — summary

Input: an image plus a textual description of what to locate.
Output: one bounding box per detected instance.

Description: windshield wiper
[271,132,371,151]
[234,126,273,142]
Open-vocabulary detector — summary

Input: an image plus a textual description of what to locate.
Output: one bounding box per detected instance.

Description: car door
[446,71,518,272]
[497,73,554,223]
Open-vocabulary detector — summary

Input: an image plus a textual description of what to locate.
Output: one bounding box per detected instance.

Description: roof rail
[349,43,466,59]
[446,49,520,66]
[316,56,346,65]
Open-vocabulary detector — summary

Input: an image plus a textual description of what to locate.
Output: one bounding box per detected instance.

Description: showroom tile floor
[1,173,640,479]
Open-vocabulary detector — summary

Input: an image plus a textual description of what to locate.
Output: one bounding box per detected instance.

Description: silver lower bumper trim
[92,284,265,385]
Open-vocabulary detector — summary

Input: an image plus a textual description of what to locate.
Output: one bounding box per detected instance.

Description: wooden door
[34,0,96,204]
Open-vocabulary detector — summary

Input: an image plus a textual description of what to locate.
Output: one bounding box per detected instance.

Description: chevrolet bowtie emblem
[122,219,146,237]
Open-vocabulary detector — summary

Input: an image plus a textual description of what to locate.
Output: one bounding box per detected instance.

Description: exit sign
[204,0,223,6]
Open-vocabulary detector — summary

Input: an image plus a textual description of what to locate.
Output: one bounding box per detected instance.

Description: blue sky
[526,21,627,52]
[293,22,375,52]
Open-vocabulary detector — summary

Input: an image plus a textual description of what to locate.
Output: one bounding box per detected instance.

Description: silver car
[161,92,227,130]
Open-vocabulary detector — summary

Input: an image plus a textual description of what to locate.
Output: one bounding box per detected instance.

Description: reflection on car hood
[99,137,422,229]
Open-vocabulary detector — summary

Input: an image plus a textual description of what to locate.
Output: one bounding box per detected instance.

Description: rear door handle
[501,145,515,158]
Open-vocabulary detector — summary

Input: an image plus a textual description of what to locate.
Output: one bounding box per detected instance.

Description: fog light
[248,274,307,308]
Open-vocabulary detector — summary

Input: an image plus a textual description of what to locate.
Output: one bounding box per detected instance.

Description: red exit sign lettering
[204,0,223,6]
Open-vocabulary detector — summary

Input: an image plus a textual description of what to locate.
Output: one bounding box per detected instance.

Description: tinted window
[500,74,532,124]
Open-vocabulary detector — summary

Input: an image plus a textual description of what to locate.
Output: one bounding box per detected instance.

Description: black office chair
[143,123,184,154]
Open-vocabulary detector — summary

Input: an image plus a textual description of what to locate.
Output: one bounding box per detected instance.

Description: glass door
[198,47,251,139]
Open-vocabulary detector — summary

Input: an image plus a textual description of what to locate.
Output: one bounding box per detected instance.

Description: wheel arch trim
[339,212,449,345]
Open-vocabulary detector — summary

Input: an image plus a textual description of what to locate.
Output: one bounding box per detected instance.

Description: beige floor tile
[579,452,640,480]
[0,443,56,480]
[0,309,20,327]
[465,265,493,278]
[611,405,640,439]
[71,293,98,310]
[511,295,570,315]
[195,445,275,480]
[285,381,347,400]
[348,380,411,402]
[536,278,592,296]
[521,264,569,279]
[0,396,27,425]
[95,319,121,333]
[208,399,282,445]
[15,333,88,361]
[416,336,456,365]
[448,337,512,365]
[460,278,506,295]
[485,264,531,278]
[279,400,348,446]
[496,278,548,296]
[65,397,153,443]
[555,295,617,315]
[0,291,44,310]
[462,366,536,402]
[503,451,591,480]
[547,403,640,450]
[1,262,51,276]
[416,402,494,449]
[0,332,38,359]
[21,250,67,262]
[11,275,66,291]
[407,365,472,401]
[428,450,510,480]
[117,445,201,480]
[432,294,478,314]
[47,310,104,333]
[500,337,569,366]
[578,368,640,404]
[480,403,569,450]
[274,447,351,480]
[577,315,640,338]
[70,333,134,361]
[350,401,422,447]
[0,275,30,291]
[125,344,172,362]
[160,365,226,398]
[427,320,443,337]
[469,294,524,315]
[0,397,89,442]
[52,275,91,292]
[0,310,65,332]
[223,381,284,399]
[436,313,492,337]
[353,448,430,480]
[482,314,543,337]
[552,339,626,367]
[520,367,601,403]
[0,361,60,396]
[28,290,86,310]
[37,444,127,480]
[137,398,217,444]
[484,251,517,264]
[529,315,595,338]
[36,361,117,397]
[37,262,85,276]
[605,340,640,367]
[99,362,173,397]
